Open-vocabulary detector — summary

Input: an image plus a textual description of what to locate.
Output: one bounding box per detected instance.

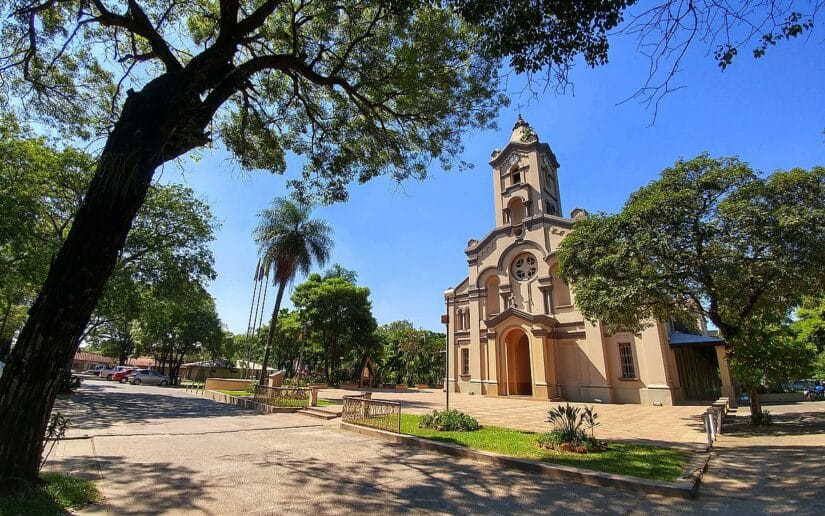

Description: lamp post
[442,288,455,411]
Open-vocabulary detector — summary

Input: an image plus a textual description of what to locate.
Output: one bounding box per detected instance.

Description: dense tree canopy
[292,273,378,383]
[558,155,825,418]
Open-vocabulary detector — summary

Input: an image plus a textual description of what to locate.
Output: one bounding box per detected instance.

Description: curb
[340,422,708,499]
[203,390,301,414]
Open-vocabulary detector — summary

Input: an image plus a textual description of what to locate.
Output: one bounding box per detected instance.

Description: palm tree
[254,198,333,385]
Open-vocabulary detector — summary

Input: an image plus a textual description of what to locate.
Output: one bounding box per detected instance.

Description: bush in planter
[419,409,480,432]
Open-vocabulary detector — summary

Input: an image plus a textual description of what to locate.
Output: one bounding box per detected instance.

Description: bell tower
[489,115,561,229]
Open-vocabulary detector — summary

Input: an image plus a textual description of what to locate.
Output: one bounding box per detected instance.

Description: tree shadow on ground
[703,443,825,513]
[723,408,825,438]
[247,441,671,514]
[52,455,216,515]
[54,384,257,432]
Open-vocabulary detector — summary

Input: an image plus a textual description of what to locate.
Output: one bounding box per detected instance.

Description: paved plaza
[319,387,709,449]
[46,382,825,514]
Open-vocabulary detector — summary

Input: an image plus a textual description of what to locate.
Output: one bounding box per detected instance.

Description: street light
[443,288,455,411]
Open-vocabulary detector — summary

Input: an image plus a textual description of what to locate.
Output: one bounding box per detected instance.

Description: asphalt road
[46,381,824,515]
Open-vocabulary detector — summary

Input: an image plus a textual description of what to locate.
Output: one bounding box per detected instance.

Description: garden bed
[399,414,688,481]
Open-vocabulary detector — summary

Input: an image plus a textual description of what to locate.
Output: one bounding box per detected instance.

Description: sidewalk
[319,387,709,449]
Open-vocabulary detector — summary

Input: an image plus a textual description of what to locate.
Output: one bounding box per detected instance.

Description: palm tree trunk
[259,281,287,386]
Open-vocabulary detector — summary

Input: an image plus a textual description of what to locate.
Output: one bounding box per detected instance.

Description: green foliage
[292,274,378,384]
[546,404,586,444]
[41,472,101,509]
[0,473,99,514]
[134,280,223,383]
[728,315,817,390]
[401,414,687,481]
[254,198,333,383]
[40,412,69,471]
[418,409,480,432]
[375,320,445,386]
[792,296,825,377]
[558,155,825,413]
[0,115,219,358]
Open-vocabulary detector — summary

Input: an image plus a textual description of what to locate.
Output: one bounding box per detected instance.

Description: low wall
[761,392,804,403]
[204,378,254,391]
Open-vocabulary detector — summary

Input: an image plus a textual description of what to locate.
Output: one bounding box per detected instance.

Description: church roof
[668,331,725,347]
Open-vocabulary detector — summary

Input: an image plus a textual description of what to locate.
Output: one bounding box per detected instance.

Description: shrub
[543,403,604,452]
[546,404,585,444]
[244,381,258,395]
[418,409,480,432]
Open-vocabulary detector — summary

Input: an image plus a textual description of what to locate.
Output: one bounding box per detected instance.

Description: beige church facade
[445,117,734,405]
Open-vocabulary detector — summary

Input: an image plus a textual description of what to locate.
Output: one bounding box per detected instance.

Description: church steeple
[489,116,561,228]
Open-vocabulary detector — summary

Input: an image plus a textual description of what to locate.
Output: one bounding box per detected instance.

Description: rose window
[512,254,537,281]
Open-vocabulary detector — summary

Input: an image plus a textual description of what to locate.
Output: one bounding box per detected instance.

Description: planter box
[396,384,408,390]
[307,383,328,389]
[415,384,430,390]
[341,383,359,389]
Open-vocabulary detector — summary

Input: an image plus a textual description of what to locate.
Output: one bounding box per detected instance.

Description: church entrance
[506,330,532,396]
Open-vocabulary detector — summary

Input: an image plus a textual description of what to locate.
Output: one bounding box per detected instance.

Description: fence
[341,395,401,433]
[254,385,317,408]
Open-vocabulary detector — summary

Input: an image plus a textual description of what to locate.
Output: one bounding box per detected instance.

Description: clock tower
[489,115,561,229]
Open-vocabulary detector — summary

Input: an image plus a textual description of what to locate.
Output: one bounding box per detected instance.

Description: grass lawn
[400,414,688,481]
[217,390,249,396]
[0,472,100,515]
[316,399,342,407]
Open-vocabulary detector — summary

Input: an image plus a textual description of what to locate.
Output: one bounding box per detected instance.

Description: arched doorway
[506,330,532,396]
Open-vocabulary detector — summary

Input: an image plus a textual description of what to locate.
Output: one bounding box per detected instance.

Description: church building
[444,117,734,405]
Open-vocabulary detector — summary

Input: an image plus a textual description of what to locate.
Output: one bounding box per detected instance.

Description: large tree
[292,273,378,383]
[254,198,333,385]
[557,155,825,419]
[0,0,819,482]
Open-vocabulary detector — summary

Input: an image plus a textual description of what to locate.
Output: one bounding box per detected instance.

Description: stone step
[299,407,341,420]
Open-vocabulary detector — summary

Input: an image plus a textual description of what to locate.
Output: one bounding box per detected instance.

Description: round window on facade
[511,253,537,281]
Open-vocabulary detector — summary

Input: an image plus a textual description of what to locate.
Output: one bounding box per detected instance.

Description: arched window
[485,276,500,315]
[508,197,525,226]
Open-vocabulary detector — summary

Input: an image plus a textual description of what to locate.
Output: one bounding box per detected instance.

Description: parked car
[98,365,132,380]
[129,369,171,386]
[113,368,139,383]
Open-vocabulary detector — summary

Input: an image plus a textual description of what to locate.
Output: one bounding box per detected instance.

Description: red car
[113,368,137,383]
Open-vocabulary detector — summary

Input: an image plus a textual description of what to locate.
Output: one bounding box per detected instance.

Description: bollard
[705,412,714,448]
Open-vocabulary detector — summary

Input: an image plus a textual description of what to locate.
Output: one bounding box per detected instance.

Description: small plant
[542,403,604,453]
[40,412,69,470]
[244,381,258,395]
[546,403,585,444]
[418,409,480,432]
[751,409,774,425]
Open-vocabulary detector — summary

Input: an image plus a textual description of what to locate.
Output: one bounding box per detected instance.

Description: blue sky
[160,33,824,334]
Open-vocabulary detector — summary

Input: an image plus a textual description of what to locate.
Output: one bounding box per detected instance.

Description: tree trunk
[0,74,202,481]
[748,387,762,422]
[259,282,287,386]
